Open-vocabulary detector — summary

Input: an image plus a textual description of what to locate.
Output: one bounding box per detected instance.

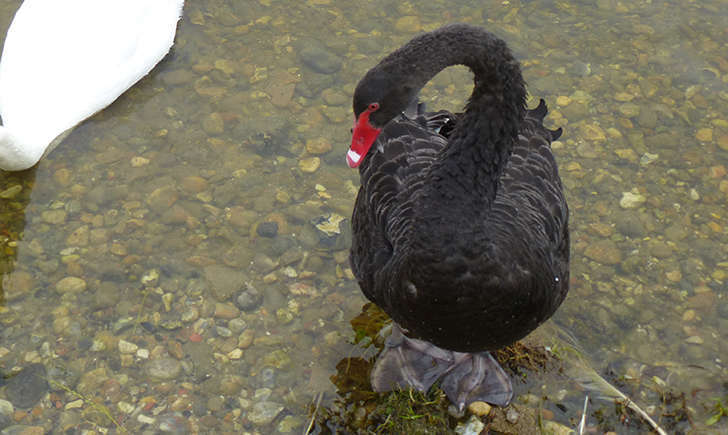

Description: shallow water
[0,0,727,433]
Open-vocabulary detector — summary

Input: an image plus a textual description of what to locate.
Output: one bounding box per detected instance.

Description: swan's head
[0,127,43,171]
[347,71,418,168]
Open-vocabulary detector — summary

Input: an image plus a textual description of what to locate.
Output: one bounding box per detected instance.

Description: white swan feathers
[0,0,184,171]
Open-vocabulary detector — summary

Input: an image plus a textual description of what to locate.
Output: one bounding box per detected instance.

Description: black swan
[347,24,569,410]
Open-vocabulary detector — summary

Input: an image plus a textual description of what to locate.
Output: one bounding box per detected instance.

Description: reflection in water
[0,167,35,306]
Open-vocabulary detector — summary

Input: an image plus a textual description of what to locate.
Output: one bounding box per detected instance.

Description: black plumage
[348,24,569,407]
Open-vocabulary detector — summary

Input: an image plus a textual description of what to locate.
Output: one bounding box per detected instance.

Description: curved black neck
[374,24,527,209]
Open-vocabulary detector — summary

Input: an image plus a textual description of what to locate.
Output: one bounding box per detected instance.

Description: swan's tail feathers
[530,98,549,120]
[550,127,563,141]
[371,324,513,412]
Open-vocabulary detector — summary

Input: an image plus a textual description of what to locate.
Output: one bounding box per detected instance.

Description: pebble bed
[0,0,727,433]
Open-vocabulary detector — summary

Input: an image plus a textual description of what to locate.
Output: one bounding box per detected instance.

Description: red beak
[347,109,381,168]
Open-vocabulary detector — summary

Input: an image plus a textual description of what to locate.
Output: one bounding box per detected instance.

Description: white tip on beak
[347,149,361,167]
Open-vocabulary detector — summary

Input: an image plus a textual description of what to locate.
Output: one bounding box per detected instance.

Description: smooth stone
[394,16,421,33]
[298,157,320,173]
[584,239,622,264]
[117,340,138,354]
[506,407,520,424]
[248,401,284,426]
[467,401,491,417]
[0,399,14,428]
[146,358,182,380]
[238,329,255,348]
[157,415,190,433]
[305,137,332,155]
[619,191,646,209]
[5,364,48,409]
[614,211,646,238]
[55,277,87,294]
[299,44,342,74]
[147,185,178,214]
[455,415,485,435]
[277,415,304,433]
[202,112,225,135]
[320,89,347,106]
[0,426,45,435]
[204,265,245,301]
[0,185,22,199]
[41,209,67,224]
[236,284,263,311]
[256,221,279,238]
[214,303,240,319]
[181,176,208,193]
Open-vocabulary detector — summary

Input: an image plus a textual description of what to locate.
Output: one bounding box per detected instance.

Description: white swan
[0,0,184,171]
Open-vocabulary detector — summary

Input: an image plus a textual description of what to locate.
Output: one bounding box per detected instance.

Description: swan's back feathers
[0,0,184,168]
[351,101,569,351]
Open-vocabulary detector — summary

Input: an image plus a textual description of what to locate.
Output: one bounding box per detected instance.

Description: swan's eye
[368,103,379,111]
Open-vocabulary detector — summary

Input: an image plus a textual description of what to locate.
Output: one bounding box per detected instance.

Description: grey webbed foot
[440,351,513,411]
[371,324,454,392]
[370,324,513,411]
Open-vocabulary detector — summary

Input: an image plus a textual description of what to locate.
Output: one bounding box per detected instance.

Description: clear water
[0,0,726,433]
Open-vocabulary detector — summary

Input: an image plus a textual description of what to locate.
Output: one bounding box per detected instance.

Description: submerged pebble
[5,364,48,409]
[248,401,285,425]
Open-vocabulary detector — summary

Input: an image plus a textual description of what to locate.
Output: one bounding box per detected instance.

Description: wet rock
[147,185,179,214]
[256,221,279,238]
[716,301,728,319]
[648,240,673,258]
[181,176,208,193]
[0,399,13,428]
[298,157,320,173]
[277,415,304,433]
[157,414,190,433]
[248,401,284,425]
[236,284,263,311]
[202,112,225,135]
[5,364,48,409]
[299,44,342,74]
[584,239,622,264]
[204,265,245,301]
[506,407,520,424]
[2,271,35,301]
[55,277,87,294]
[455,415,485,435]
[146,358,182,380]
[320,89,347,106]
[467,401,491,417]
[614,211,646,238]
[238,329,255,349]
[251,253,279,274]
[695,128,712,142]
[118,340,138,354]
[619,191,646,209]
[394,16,421,33]
[305,137,332,155]
[41,209,66,224]
[214,303,240,319]
[66,225,89,246]
[0,425,45,434]
[0,184,22,199]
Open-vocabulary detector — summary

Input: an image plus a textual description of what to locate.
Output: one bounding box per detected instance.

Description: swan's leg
[370,325,513,411]
[440,351,513,411]
[371,324,455,393]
